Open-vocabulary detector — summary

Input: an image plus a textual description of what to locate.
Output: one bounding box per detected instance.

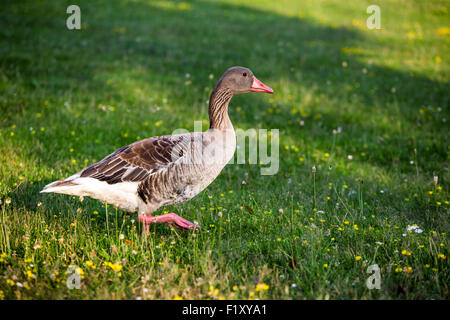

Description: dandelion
[255,283,269,292]
[353,224,359,231]
[436,27,450,36]
[105,262,123,272]
[323,264,329,268]
[208,286,219,297]
[437,254,446,260]
[355,256,361,261]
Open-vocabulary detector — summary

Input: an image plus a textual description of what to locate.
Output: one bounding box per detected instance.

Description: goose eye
[242,72,247,77]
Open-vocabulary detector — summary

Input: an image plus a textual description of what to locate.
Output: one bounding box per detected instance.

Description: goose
[41,66,273,232]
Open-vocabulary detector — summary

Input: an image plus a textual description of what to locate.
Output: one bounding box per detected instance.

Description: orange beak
[250,76,273,94]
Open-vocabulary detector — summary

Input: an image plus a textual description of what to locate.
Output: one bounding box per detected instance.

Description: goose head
[215,66,273,95]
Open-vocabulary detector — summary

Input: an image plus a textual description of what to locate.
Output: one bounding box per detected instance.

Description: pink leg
[138,213,199,232]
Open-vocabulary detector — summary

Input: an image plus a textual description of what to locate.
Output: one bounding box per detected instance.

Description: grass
[0,0,449,299]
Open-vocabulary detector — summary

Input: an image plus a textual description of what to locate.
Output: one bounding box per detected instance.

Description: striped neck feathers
[208,87,234,130]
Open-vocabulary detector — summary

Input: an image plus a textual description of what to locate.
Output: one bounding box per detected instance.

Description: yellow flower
[435,56,442,64]
[208,286,219,297]
[401,250,412,256]
[404,266,413,274]
[255,283,269,292]
[437,254,446,260]
[232,285,238,291]
[323,264,328,268]
[353,224,359,231]
[355,256,361,261]
[6,279,15,286]
[26,270,35,280]
[344,220,349,225]
[436,27,450,36]
[105,262,123,272]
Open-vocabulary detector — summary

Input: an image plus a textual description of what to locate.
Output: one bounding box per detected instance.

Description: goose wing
[80,134,189,184]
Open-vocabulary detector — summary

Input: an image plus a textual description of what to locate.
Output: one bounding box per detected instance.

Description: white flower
[119,234,125,240]
[348,155,353,160]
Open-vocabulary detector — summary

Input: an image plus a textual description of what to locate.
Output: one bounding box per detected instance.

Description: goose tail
[40,174,81,194]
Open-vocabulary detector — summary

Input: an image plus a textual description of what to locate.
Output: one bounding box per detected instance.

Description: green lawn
[0,0,448,299]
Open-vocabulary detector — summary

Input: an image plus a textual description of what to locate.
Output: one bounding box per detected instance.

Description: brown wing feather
[80,136,185,185]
